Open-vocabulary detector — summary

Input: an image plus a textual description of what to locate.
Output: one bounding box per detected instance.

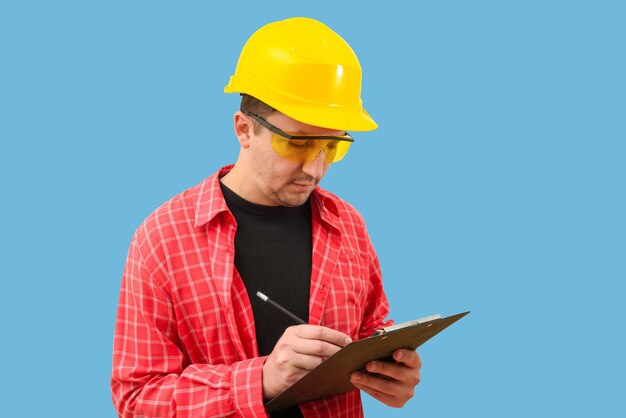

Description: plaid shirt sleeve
[111,236,268,418]
[357,230,393,340]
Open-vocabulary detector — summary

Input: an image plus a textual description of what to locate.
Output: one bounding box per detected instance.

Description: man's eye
[289,140,310,148]
[326,141,339,151]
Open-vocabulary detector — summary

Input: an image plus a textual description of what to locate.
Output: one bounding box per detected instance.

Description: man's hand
[350,349,422,408]
[262,325,352,400]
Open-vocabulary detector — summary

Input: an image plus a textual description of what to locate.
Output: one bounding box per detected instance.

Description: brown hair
[240,94,276,134]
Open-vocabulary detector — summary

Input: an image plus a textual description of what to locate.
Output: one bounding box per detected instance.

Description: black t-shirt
[220,182,311,418]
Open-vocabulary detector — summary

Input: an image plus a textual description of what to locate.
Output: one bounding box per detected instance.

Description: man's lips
[291,181,316,190]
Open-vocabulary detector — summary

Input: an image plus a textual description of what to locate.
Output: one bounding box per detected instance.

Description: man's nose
[302,150,326,179]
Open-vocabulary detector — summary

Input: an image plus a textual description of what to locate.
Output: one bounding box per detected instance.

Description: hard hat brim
[225,85,378,132]
[270,99,378,132]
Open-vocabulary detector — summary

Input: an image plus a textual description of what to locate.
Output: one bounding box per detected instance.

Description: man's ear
[233,111,253,149]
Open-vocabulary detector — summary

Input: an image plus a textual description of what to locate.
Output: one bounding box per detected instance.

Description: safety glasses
[245,112,354,164]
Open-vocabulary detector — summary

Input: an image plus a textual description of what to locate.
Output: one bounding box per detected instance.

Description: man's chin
[275,190,313,207]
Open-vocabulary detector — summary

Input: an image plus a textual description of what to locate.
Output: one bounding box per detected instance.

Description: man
[111,17,421,418]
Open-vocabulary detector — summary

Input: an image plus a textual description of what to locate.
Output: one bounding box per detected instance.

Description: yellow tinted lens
[325,140,351,163]
[271,135,308,162]
[271,134,351,163]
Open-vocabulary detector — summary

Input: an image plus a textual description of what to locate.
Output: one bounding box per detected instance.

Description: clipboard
[265,311,470,414]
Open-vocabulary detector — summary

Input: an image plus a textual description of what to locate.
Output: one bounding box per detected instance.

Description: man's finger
[350,372,410,408]
[350,371,404,397]
[292,325,352,347]
[289,352,326,371]
[393,349,421,368]
[365,360,419,384]
[354,383,406,408]
[291,338,344,358]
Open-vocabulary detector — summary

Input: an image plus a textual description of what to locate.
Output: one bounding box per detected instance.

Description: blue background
[1,1,624,416]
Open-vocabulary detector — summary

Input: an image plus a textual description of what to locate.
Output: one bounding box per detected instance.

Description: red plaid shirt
[111,165,391,417]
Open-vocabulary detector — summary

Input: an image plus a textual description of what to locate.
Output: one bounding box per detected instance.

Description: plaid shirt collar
[194,164,340,229]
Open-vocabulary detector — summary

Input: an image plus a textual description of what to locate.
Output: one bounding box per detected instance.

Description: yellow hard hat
[224,17,378,132]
